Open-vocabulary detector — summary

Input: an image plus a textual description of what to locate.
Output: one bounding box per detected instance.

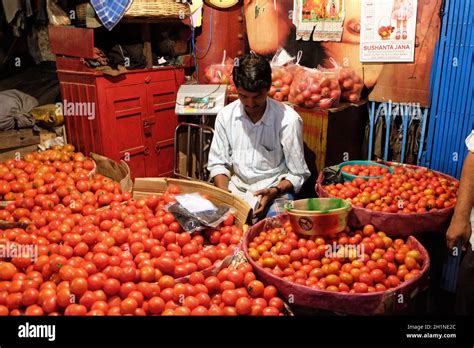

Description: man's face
[237,87,268,119]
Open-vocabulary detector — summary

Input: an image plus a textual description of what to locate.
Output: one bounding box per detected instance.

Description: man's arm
[279,113,311,193]
[446,151,474,250]
[253,112,311,215]
[213,174,230,192]
[254,179,293,215]
[207,114,232,189]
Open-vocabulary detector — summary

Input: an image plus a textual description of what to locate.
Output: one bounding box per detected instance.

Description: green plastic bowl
[338,160,394,182]
[285,198,352,236]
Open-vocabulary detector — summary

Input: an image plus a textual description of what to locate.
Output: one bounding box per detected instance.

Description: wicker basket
[124,0,191,19]
[133,177,252,227]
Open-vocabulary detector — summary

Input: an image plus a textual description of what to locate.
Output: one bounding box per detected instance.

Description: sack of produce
[337,64,364,103]
[203,50,236,94]
[268,49,302,102]
[289,66,341,109]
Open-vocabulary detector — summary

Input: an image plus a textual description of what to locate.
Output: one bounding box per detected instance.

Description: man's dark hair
[233,53,272,92]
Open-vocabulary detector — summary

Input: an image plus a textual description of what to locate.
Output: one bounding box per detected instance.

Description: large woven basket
[124,0,191,19]
[133,177,252,227]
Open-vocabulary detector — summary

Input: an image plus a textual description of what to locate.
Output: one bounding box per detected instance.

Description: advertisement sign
[360,0,418,62]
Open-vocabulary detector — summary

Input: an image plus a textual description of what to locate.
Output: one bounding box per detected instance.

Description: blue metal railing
[367,101,429,165]
[422,0,474,178]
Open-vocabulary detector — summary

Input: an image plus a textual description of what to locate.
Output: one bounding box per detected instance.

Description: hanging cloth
[389,119,402,162]
[373,116,385,160]
[90,0,133,31]
[2,0,22,23]
[405,120,421,165]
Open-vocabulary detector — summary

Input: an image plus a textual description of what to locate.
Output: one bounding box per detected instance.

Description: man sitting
[208,53,310,219]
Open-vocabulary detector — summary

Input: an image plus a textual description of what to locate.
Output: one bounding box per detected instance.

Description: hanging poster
[244,0,439,105]
[360,0,417,62]
[293,0,345,42]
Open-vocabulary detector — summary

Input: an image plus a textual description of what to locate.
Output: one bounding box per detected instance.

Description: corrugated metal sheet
[422,0,474,178]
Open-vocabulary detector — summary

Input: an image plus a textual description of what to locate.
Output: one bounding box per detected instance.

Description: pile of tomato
[0,145,128,213]
[247,222,425,294]
[324,166,458,213]
[0,147,287,316]
[150,263,285,316]
[341,164,389,177]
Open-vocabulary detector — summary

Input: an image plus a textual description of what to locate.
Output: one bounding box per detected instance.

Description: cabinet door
[144,79,177,177]
[105,85,148,178]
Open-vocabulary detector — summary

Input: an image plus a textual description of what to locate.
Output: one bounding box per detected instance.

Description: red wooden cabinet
[49,26,184,178]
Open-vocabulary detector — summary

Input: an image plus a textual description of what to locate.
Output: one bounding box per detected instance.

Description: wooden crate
[0,129,40,151]
[295,100,369,173]
[0,128,63,162]
[0,145,38,162]
[0,129,40,162]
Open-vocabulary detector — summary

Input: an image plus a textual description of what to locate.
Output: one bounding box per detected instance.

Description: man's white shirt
[208,98,311,195]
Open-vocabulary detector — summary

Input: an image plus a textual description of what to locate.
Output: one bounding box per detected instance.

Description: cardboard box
[90,153,133,193]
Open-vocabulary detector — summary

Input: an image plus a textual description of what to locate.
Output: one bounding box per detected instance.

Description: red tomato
[227,270,244,288]
[262,285,278,301]
[21,288,39,307]
[103,279,120,296]
[156,257,175,275]
[249,304,263,315]
[268,297,284,311]
[163,213,175,225]
[223,214,234,226]
[70,278,88,296]
[0,263,17,280]
[189,305,208,316]
[208,305,224,316]
[120,298,138,315]
[204,276,221,294]
[247,280,264,298]
[195,292,211,307]
[353,282,368,293]
[404,256,417,270]
[222,306,237,316]
[221,290,238,306]
[157,275,174,290]
[262,306,280,316]
[25,305,43,316]
[64,304,87,316]
[148,297,165,315]
[235,297,252,315]
[370,269,385,283]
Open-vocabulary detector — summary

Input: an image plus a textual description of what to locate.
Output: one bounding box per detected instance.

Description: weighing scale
[174,84,228,180]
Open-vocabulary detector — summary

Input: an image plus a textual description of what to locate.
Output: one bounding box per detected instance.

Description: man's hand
[446,218,472,252]
[253,188,278,216]
[445,151,474,253]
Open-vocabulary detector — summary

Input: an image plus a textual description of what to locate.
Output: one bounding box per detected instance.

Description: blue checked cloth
[90,0,133,30]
